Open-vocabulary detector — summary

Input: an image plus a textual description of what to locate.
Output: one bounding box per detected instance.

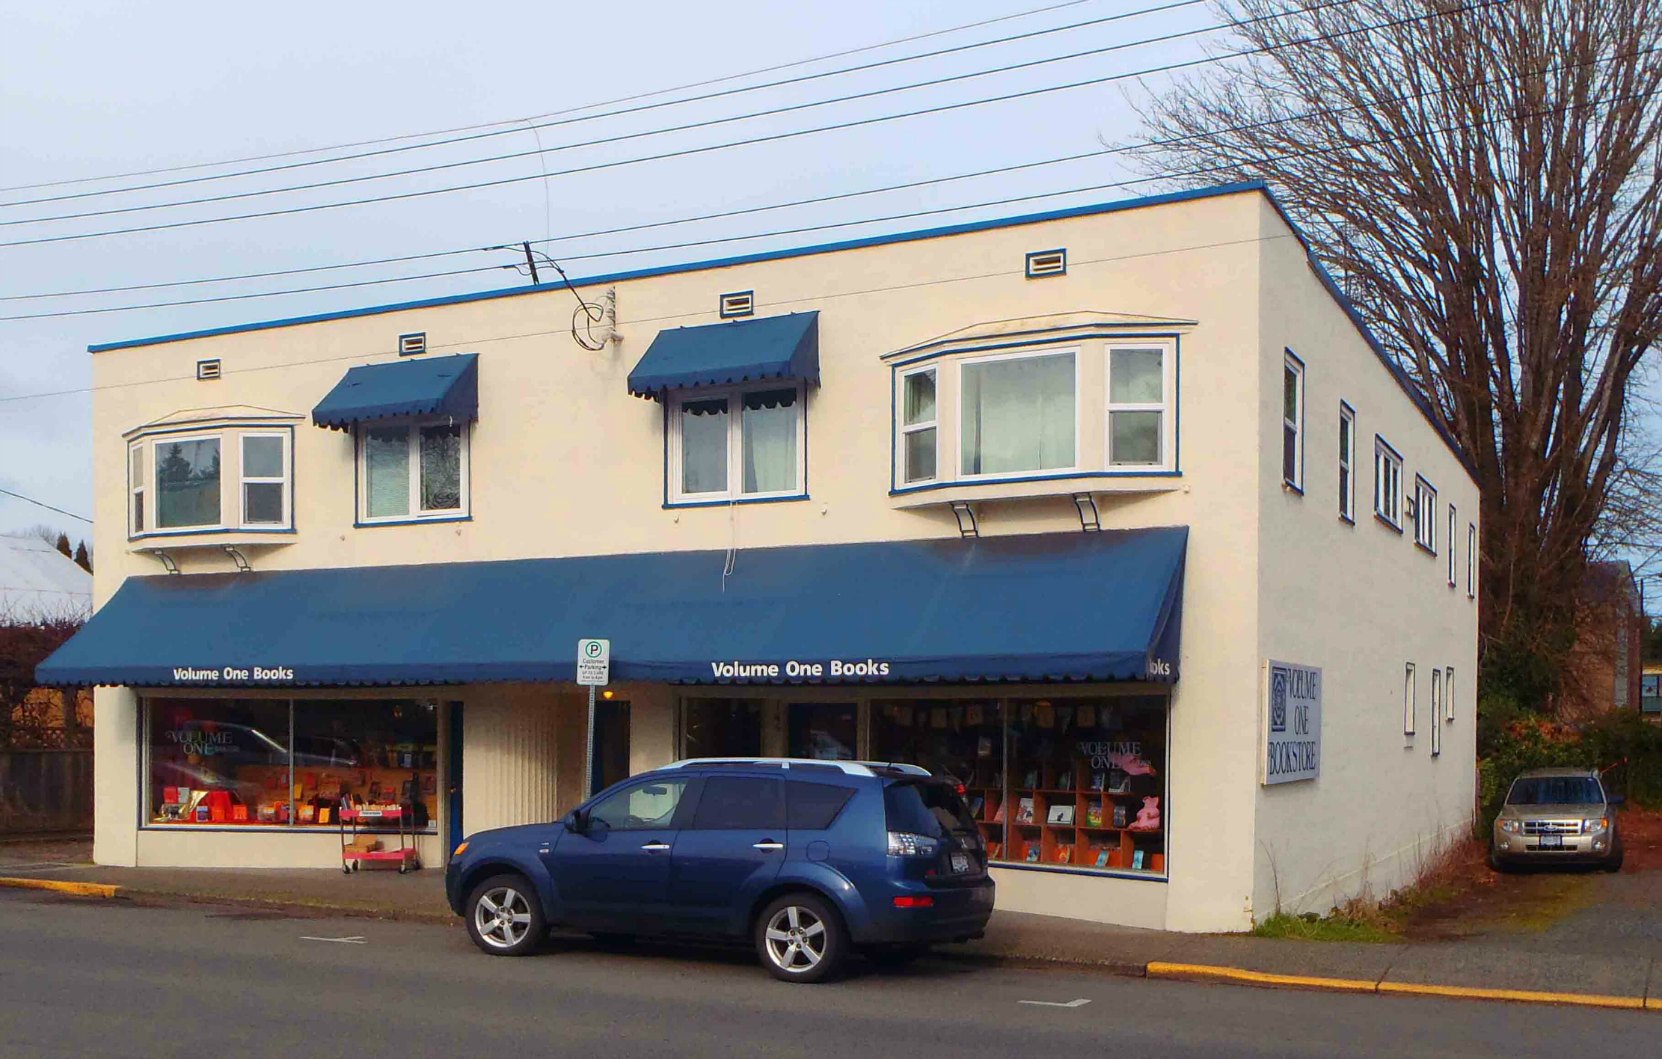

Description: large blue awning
[627,312,818,399]
[37,527,1185,688]
[312,353,478,431]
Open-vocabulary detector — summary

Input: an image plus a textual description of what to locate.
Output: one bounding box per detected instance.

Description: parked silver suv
[1490,768,1624,871]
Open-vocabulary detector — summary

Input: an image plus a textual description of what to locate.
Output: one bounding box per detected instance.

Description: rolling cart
[339,800,421,874]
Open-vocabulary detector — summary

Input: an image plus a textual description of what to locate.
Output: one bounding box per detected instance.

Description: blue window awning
[312,353,479,431]
[627,312,818,399]
[37,527,1185,688]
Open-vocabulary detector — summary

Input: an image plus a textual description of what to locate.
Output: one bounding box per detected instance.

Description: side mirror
[565,809,589,834]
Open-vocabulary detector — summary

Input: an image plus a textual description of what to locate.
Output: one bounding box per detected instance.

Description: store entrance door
[786,702,858,761]
[589,699,631,797]
[446,703,464,861]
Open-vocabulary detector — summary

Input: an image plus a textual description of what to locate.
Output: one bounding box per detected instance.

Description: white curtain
[680,398,729,494]
[960,353,1075,475]
[364,427,409,518]
[742,389,797,493]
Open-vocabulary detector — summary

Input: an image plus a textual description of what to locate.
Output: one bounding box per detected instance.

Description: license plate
[950,852,971,874]
[1537,836,1564,850]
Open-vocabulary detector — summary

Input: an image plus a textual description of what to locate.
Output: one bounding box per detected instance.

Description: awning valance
[627,312,819,399]
[37,527,1185,688]
[311,353,478,431]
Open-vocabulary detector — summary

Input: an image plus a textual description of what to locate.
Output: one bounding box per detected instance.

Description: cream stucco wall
[81,186,1476,931]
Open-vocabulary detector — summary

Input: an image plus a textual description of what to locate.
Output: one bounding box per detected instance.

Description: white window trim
[1374,438,1403,528]
[955,346,1082,481]
[356,418,472,524]
[238,432,291,530]
[1414,476,1438,553]
[141,431,228,535]
[1338,402,1356,522]
[1404,662,1417,738]
[1467,523,1477,598]
[1447,505,1458,585]
[1445,666,1456,723]
[1282,352,1305,490]
[667,382,807,504]
[1430,668,1442,756]
[129,445,146,535]
[898,366,939,485]
[1105,342,1176,471]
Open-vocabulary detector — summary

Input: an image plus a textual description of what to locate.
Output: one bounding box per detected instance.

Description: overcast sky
[0,0,1220,538]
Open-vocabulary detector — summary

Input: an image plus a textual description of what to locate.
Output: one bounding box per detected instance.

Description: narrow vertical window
[129,444,146,534]
[1430,669,1443,756]
[1413,477,1438,552]
[1374,438,1403,528]
[1282,353,1304,490]
[363,426,411,519]
[1445,667,1456,722]
[740,389,799,494]
[1466,523,1477,598]
[900,369,937,484]
[1338,403,1356,522]
[1404,662,1417,737]
[1107,347,1166,468]
[1447,506,1458,585]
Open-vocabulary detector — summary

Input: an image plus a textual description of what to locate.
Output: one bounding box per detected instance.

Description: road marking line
[300,936,367,944]
[1017,998,1091,1008]
[0,877,119,899]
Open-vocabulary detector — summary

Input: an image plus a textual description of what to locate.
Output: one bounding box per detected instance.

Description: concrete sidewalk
[1,857,1656,1011]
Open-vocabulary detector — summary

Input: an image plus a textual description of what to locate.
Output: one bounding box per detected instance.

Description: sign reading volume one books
[1263,660,1321,784]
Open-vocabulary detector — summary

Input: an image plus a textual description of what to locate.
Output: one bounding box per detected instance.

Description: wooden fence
[0,749,92,833]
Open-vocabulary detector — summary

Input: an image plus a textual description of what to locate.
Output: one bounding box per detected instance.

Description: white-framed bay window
[899,367,938,484]
[959,348,1078,478]
[127,427,294,536]
[1106,344,1174,469]
[669,382,806,503]
[358,419,469,523]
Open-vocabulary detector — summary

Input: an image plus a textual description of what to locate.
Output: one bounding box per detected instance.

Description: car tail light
[893,895,935,909]
[887,832,940,857]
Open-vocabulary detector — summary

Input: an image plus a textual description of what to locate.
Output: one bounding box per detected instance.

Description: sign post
[577,639,610,798]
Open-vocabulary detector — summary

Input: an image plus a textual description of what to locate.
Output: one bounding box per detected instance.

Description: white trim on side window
[897,366,939,486]
[666,381,808,505]
[1467,523,1477,599]
[1430,668,1443,757]
[1447,505,1458,585]
[355,417,471,525]
[1404,662,1417,739]
[1413,475,1438,554]
[1338,401,1356,523]
[1281,351,1305,492]
[1105,342,1176,472]
[1374,437,1403,530]
[238,432,291,529]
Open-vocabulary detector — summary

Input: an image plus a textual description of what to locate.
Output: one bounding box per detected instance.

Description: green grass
[1252,911,1400,943]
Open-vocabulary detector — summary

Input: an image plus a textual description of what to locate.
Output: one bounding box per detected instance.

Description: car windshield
[1506,776,1603,806]
[884,781,977,838]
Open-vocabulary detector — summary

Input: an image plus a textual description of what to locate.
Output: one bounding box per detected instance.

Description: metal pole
[583,683,597,799]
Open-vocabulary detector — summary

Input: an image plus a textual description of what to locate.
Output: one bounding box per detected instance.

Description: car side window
[787,782,856,830]
[587,778,689,831]
[690,776,785,830]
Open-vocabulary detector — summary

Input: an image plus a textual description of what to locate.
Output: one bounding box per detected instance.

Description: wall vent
[719,291,755,318]
[398,332,428,356]
[1025,248,1067,278]
[195,359,222,381]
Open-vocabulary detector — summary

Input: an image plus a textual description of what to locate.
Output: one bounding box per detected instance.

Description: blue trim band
[354,515,472,529]
[664,494,810,509]
[891,469,1181,497]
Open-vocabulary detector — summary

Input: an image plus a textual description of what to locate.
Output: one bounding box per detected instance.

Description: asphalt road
[1,889,1656,1059]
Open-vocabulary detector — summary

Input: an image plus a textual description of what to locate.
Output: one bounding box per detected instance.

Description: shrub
[1477,702,1662,827]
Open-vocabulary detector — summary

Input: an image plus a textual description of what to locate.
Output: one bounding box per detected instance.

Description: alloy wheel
[763,904,827,973]
[473,886,533,950]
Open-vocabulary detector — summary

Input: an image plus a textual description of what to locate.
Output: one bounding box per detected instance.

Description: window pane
[242,436,284,479]
[1283,365,1299,422]
[1110,349,1163,404]
[146,698,291,825]
[904,427,937,483]
[419,423,463,511]
[244,482,284,525]
[787,702,857,760]
[884,782,978,838]
[787,782,857,830]
[588,778,688,831]
[134,493,145,533]
[691,776,785,830]
[130,445,144,484]
[680,398,729,494]
[903,371,936,425]
[682,699,762,758]
[961,353,1075,475]
[1110,410,1162,465]
[1283,424,1298,482]
[1339,414,1352,460]
[292,699,438,828]
[155,437,222,528]
[364,427,410,518]
[741,389,797,494]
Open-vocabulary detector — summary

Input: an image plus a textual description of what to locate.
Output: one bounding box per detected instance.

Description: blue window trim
[664,493,811,510]
[354,514,473,529]
[1281,348,1305,493]
[890,469,1183,498]
[127,422,297,541]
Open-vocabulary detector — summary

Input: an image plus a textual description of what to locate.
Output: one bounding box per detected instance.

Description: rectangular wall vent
[195,359,222,381]
[398,332,427,356]
[719,291,755,318]
[1025,248,1068,278]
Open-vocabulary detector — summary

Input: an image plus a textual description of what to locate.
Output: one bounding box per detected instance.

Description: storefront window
[144,698,438,830]
[681,698,762,758]
[871,695,1168,877]
[787,702,857,760]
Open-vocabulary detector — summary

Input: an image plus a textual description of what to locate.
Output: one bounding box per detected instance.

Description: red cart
[339,802,421,874]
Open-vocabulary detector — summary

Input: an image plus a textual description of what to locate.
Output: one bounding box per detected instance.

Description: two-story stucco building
[40,180,1479,932]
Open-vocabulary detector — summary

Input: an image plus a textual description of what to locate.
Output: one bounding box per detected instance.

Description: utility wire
[0,486,92,524]
[0,0,1212,209]
[0,0,1483,249]
[0,0,1105,195]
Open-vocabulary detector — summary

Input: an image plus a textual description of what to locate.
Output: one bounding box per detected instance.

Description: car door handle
[752,840,784,852]
[640,841,671,853]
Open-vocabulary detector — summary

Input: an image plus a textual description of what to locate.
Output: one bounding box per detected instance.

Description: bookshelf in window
[988,753,1165,873]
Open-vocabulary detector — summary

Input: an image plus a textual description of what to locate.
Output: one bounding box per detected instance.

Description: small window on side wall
[1445,667,1456,722]
[1338,403,1356,522]
[1467,523,1477,598]
[1430,669,1443,757]
[1404,662,1417,738]
[1282,353,1304,490]
[1375,438,1403,528]
[1413,476,1438,553]
[1447,506,1458,585]
[359,420,468,524]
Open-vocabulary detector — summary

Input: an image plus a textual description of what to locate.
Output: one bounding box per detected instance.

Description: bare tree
[1127,0,1662,706]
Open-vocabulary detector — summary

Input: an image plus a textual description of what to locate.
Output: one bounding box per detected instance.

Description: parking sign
[577,638,610,686]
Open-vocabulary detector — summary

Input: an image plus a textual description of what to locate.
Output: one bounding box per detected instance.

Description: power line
[0,0,1479,249]
[0,487,91,524]
[0,0,1213,210]
[0,0,1106,195]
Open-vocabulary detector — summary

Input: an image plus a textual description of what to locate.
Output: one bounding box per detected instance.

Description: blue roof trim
[86,181,1268,353]
[311,352,478,431]
[36,527,1188,689]
[628,311,819,399]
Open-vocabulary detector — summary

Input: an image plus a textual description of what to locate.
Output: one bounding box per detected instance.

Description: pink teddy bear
[1129,796,1161,831]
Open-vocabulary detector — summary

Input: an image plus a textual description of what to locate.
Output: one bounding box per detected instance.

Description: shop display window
[144,698,438,830]
[872,695,1168,877]
[786,702,857,760]
[681,698,763,758]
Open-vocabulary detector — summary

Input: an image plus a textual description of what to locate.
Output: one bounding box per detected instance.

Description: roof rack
[660,757,931,778]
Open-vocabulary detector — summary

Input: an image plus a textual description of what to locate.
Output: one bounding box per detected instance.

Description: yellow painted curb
[1146,961,1376,993]
[0,877,120,899]
[1378,981,1646,1010]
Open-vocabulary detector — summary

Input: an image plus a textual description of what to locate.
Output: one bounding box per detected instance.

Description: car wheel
[1602,847,1624,873]
[756,893,846,983]
[465,874,545,957]
[865,943,928,970]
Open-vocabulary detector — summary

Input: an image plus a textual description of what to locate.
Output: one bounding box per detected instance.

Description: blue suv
[445,758,994,982]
